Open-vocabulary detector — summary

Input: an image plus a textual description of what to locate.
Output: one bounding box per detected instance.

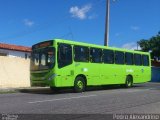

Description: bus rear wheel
[74,76,86,93]
[125,76,133,88]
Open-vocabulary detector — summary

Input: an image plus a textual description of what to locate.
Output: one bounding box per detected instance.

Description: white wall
[0,56,30,88]
[0,49,30,59]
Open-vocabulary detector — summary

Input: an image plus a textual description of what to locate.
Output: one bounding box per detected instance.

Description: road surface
[0,82,160,119]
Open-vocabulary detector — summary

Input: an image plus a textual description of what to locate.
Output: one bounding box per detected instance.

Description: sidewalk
[0,87,18,94]
[0,87,50,94]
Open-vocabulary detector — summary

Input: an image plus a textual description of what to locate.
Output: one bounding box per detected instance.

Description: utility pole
[137,42,139,50]
[104,0,110,46]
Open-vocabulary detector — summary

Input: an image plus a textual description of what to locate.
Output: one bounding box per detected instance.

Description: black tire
[74,76,86,93]
[125,76,133,88]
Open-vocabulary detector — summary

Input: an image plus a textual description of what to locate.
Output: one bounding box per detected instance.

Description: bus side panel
[54,64,75,87]
[133,66,151,83]
[87,63,101,85]
[142,67,151,82]
[74,62,101,86]
[101,64,128,85]
[146,67,151,82]
[101,64,116,85]
[114,65,126,84]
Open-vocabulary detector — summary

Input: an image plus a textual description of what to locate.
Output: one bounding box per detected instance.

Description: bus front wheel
[74,76,86,93]
[125,76,133,88]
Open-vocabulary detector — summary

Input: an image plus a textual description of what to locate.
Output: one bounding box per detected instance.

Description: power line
[68,26,74,40]
[0,16,69,43]
[0,0,106,44]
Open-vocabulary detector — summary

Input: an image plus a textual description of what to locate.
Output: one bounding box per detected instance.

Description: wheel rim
[128,80,131,87]
[127,78,132,87]
[77,80,83,90]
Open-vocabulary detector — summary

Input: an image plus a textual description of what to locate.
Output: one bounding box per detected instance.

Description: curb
[0,87,49,93]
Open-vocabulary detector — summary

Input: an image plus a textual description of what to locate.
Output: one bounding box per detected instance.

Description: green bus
[30,39,151,92]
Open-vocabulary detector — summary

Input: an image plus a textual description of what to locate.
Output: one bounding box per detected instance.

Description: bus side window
[125,52,134,65]
[103,49,114,64]
[142,55,149,66]
[134,54,142,66]
[115,51,125,65]
[90,48,102,63]
[74,46,89,62]
[58,44,72,68]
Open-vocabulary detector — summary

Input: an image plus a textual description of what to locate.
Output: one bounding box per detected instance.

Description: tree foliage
[137,32,160,59]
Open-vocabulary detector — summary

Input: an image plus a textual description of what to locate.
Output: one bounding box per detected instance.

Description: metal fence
[151,67,160,82]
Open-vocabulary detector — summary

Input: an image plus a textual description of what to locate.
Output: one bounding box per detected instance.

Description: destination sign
[32,41,53,49]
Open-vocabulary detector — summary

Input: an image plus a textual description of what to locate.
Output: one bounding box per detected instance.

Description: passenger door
[57,43,74,87]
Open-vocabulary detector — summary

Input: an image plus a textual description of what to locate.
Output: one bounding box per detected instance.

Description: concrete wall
[0,56,30,88]
[151,67,160,82]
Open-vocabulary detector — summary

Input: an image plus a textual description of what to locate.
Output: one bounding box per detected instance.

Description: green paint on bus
[30,39,151,92]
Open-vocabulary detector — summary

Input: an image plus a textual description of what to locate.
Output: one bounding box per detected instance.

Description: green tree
[137,32,160,59]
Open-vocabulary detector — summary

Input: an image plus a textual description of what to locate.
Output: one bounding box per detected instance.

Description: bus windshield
[31,47,55,71]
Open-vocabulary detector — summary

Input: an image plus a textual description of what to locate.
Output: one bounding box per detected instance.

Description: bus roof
[54,39,149,55]
[33,39,150,55]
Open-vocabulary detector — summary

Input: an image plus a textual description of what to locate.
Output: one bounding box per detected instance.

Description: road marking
[125,89,150,93]
[28,94,97,104]
[28,88,153,104]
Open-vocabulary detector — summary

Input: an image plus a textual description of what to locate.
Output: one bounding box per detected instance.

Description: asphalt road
[0,82,160,115]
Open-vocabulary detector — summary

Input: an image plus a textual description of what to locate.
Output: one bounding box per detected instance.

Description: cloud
[69,4,92,20]
[131,26,140,31]
[122,42,141,50]
[24,19,34,27]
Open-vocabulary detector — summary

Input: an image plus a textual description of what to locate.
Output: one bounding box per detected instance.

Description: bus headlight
[48,74,57,81]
